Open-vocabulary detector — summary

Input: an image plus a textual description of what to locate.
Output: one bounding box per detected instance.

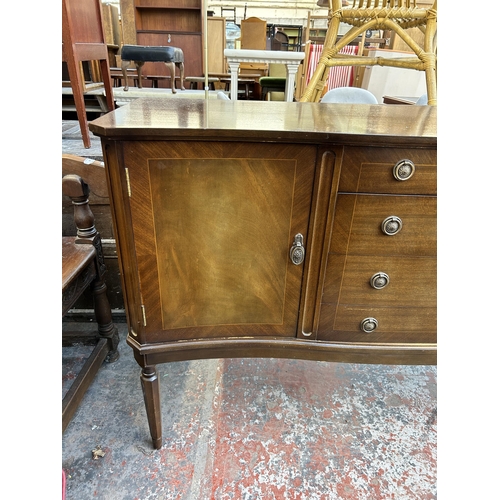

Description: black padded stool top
[121,45,184,63]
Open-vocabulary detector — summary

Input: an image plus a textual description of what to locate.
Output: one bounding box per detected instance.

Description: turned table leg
[91,276,119,363]
[141,366,163,449]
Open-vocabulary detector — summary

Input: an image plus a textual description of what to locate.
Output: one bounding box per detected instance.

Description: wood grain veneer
[89,99,437,449]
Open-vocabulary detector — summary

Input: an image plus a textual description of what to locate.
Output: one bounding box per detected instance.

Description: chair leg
[65,58,92,148]
[301,15,342,102]
[91,276,119,363]
[99,59,115,112]
[141,366,163,449]
[424,11,438,106]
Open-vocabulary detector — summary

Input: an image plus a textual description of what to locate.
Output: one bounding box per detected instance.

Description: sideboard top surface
[89,98,436,147]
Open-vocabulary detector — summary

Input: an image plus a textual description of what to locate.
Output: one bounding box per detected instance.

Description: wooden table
[224,49,305,102]
[383,95,419,105]
[89,99,437,449]
[219,78,257,100]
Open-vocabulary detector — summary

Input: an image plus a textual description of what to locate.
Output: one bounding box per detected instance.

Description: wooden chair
[62,173,119,432]
[260,63,287,101]
[300,0,437,104]
[62,0,115,148]
[239,17,269,80]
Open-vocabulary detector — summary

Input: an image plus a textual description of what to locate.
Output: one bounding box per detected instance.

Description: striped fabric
[305,44,359,90]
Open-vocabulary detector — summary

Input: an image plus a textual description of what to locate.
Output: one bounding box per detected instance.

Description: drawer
[317,304,436,344]
[322,254,436,307]
[240,63,267,73]
[330,194,436,257]
[339,146,436,195]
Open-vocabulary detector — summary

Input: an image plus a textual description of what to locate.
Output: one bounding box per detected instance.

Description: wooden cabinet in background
[101,2,121,66]
[89,99,437,449]
[207,16,226,74]
[120,0,205,81]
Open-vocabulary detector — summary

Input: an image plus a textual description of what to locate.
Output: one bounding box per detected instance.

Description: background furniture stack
[62,0,115,148]
[207,16,227,74]
[239,17,267,69]
[300,0,437,103]
[119,0,205,85]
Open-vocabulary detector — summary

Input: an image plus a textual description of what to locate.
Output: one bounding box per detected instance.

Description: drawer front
[322,254,436,308]
[339,146,436,195]
[317,304,436,344]
[331,194,436,257]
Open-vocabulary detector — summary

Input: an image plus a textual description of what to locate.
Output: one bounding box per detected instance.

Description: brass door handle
[290,233,305,265]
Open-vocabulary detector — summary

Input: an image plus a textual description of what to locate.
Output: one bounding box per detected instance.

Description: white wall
[361,49,427,103]
[108,1,329,26]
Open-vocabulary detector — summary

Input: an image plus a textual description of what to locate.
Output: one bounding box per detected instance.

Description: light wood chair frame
[300,0,437,104]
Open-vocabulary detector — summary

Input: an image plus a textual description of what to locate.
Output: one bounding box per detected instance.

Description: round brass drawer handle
[393,159,415,181]
[360,317,378,333]
[370,272,390,289]
[381,216,403,235]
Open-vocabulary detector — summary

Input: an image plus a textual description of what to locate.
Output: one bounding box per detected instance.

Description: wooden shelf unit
[266,24,303,52]
[121,0,205,81]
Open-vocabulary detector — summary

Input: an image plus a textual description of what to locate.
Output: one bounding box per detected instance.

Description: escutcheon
[393,159,415,181]
[360,317,379,333]
[370,272,390,289]
[290,233,305,265]
[381,216,403,235]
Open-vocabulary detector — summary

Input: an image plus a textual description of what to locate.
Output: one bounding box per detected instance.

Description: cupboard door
[123,141,317,342]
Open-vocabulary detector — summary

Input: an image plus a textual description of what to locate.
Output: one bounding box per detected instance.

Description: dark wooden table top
[89,98,436,147]
[383,95,419,105]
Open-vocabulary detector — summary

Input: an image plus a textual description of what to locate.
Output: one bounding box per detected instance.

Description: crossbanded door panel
[124,141,317,342]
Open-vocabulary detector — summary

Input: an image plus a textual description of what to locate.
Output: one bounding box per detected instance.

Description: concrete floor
[62,117,437,499]
[62,322,437,500]
[62,120,104,159]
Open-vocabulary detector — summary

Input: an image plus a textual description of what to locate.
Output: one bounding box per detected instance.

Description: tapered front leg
[141,366,163,449]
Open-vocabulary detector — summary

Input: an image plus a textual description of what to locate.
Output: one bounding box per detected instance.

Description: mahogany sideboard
[89,99,437,449]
